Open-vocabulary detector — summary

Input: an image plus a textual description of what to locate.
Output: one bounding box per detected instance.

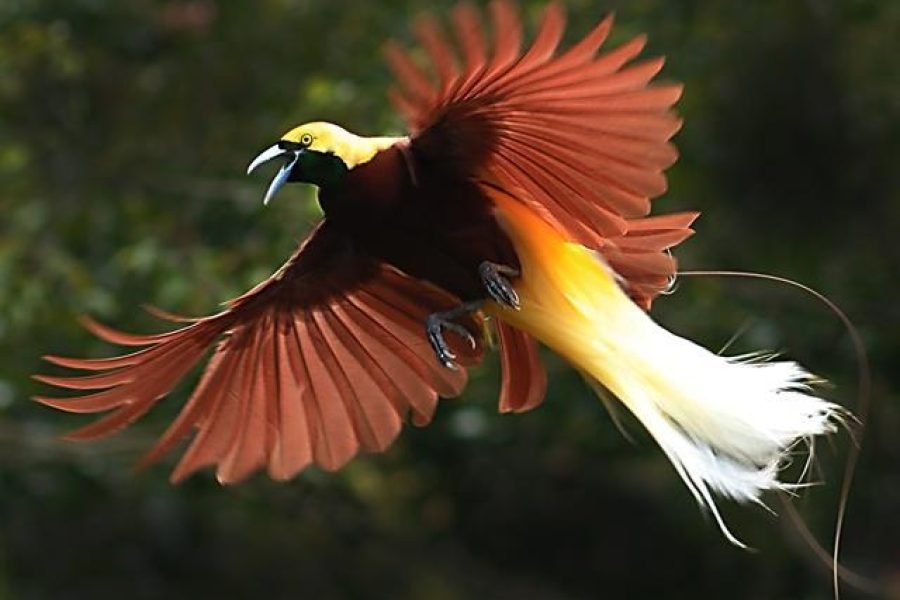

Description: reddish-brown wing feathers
[495,321,546,413]
[35,223,482,484]
[386,0,698,309]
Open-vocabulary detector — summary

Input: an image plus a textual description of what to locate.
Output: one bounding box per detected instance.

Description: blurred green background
[1,0,898,598]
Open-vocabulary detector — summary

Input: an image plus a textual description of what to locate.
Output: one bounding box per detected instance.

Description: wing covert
[35,221,483,483]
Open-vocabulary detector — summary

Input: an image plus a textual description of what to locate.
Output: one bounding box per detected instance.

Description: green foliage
[0,1,898,598]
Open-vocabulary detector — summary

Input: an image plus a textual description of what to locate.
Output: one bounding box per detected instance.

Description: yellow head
[246,121,404,204]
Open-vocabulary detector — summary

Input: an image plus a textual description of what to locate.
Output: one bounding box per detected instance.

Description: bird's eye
[300,134,313,147]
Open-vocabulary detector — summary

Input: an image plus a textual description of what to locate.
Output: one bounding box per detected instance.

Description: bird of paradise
[35,1,842,545]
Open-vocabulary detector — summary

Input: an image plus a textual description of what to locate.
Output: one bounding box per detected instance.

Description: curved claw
[426,313,476,370]
[480,262,520,310]
[444,320,477,350]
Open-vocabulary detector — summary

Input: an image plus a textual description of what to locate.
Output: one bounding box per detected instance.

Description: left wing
[386,0,697,309]
[35,221,483,483]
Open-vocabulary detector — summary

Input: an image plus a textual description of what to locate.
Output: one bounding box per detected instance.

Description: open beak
[246,144,300,205]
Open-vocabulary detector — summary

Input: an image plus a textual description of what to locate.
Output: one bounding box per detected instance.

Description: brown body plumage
[328,142,521,302]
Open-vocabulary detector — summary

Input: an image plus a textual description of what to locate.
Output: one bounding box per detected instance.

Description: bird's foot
[426,302,480,370]
[480,262,520,309]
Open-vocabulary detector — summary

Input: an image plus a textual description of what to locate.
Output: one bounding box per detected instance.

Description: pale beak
[246,144,300,205]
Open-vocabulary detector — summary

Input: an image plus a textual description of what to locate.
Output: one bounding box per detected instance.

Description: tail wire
[677,270,874,599]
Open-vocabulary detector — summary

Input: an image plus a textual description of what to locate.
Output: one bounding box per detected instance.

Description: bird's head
[247,121,403,204]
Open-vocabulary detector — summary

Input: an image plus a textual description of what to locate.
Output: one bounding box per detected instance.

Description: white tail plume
[490,193,846,545]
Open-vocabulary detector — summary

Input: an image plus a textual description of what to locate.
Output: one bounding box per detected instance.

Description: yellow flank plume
[486,188,843,545]
[281,122,404,169]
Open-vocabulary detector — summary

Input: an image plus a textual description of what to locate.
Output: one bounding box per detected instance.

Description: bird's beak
[246,144,301,206]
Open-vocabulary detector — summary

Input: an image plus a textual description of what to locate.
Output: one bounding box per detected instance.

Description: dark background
[1,0,898,598]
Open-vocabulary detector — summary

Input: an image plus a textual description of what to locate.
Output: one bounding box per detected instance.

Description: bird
[35,0,842,544]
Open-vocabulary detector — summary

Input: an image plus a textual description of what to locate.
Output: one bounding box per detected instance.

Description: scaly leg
[426,261,521,368]
[479,261,520,310]
[426,301,482,369]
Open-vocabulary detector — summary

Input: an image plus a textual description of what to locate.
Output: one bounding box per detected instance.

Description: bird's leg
[426,301,482,370]
[426,262,520,369]
[479,261,520,310]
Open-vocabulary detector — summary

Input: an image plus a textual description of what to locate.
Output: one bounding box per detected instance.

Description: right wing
[35,221,483,484]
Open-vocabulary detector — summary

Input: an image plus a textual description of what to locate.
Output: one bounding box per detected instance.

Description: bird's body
[311,131,518,303]
[36,1,843,544]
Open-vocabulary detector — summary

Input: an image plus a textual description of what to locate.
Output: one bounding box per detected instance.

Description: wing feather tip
[599,11,615,32]
[682,211,701,227]
[267,460,310,482]
[31,374,61,387]
[32,395,62,408]
[141,304,199,323]
[169,464,194,485]
[33,395,107,414]
[215,470,250,486]
[61,423,119,442]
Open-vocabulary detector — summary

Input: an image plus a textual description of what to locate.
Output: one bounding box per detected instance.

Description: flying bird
[35,1,841,543]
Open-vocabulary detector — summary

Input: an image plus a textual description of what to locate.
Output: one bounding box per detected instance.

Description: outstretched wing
[35,221,483,484]
[386,0,698,309]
